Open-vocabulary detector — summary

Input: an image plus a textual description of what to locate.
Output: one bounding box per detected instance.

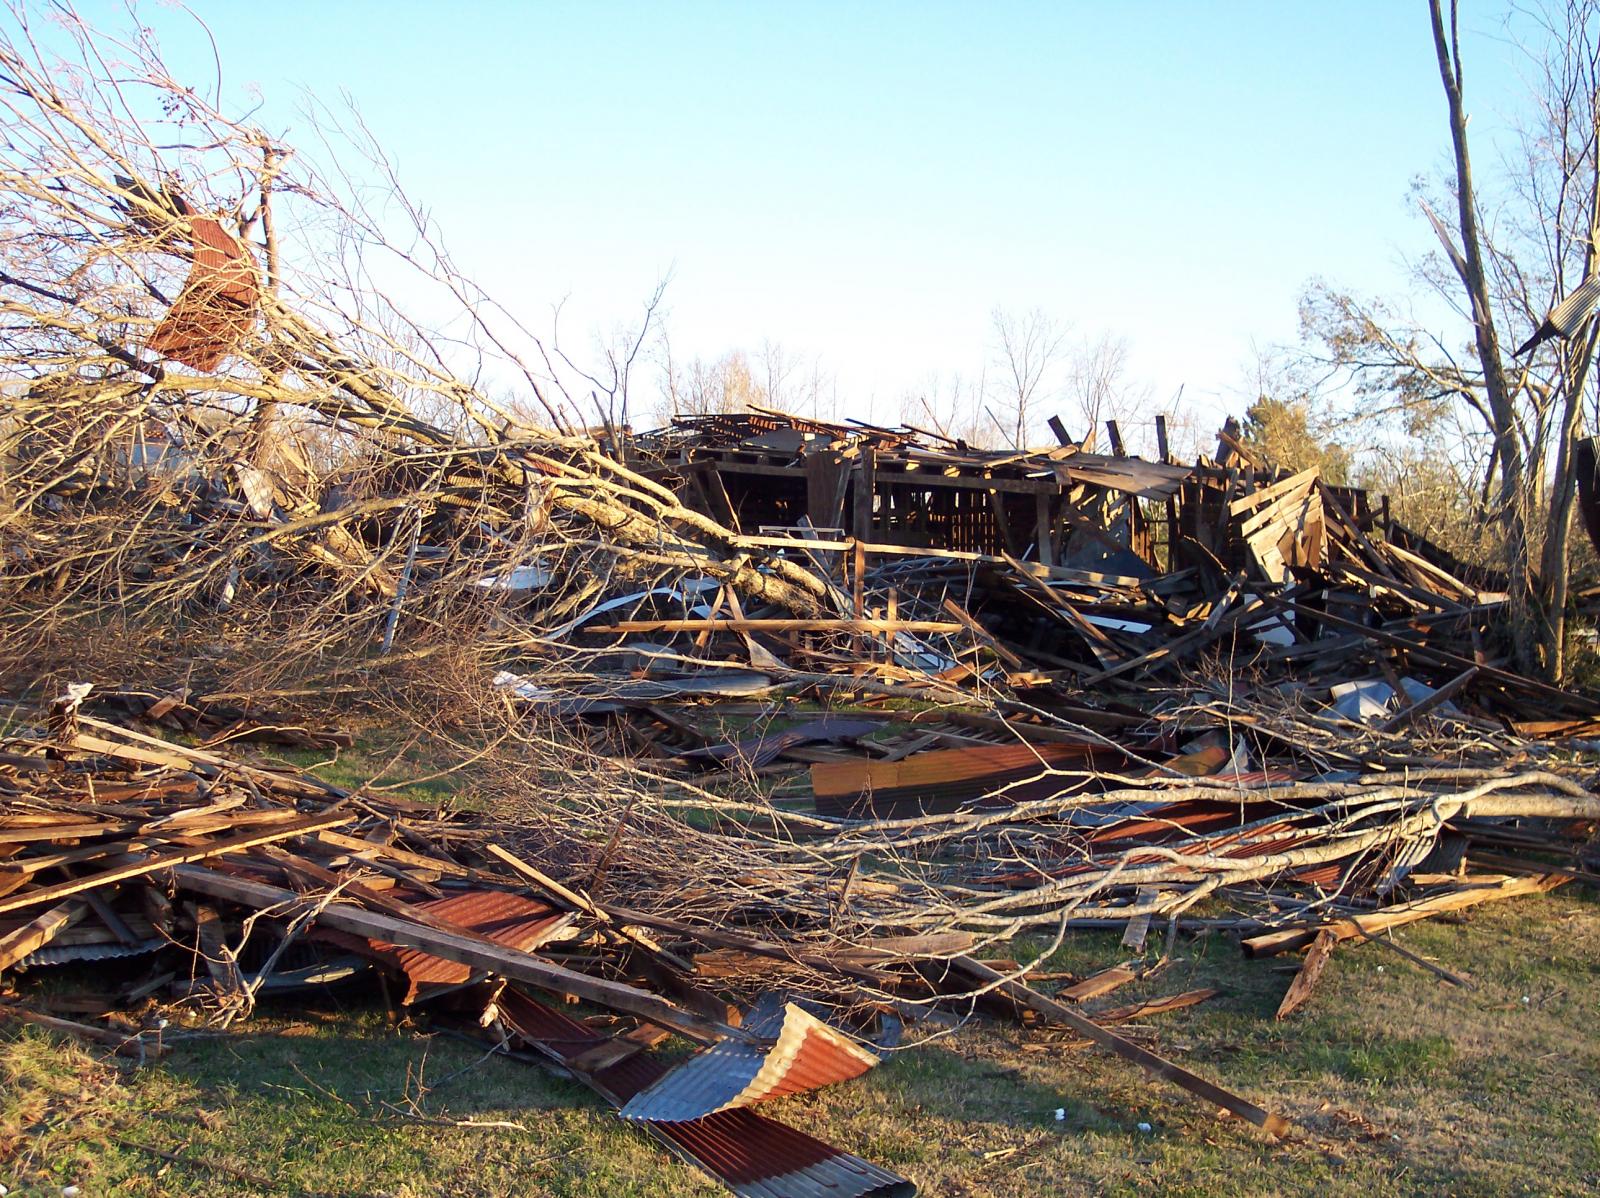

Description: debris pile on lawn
[6,11,1600,1195]
[4,669,1599,1190]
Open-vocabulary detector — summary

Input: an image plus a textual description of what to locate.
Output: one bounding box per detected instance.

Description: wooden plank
[72,716,345,798]
[1375,667,1479,734]
[585,618,966,634]
[1058,964,1137,1002]
[0,902,85,972]
[0,812,352,917]
[1034,491,1055,567]
[313,829,475,878]
[0,1003,168,1056]
[1274,928,1336,1019]
[1106,419,1125,456]
[1097,988,1219,1023]
[1265,596,1599,712]
[1228,467,1318,517]
[1241,874,1566,958]
[484,844,690,971]
[939,599,1024,669]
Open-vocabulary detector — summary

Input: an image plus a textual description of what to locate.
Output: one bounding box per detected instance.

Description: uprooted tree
[0,3,831,665]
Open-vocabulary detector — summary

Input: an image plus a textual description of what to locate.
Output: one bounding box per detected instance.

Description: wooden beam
[1375,667,1480,733]
[1242,874,1565,958]
[954,957,1289,1135]
[1266,596,1599,712]
[0,901,85,972]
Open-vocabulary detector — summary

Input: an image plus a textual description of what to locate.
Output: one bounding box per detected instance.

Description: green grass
[6,890,1600,1196]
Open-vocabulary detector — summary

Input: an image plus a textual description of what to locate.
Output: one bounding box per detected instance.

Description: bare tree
[902,368,990,446]
[659,348,763,417]
[988,306,1068,448]
[1066,331,1152,451]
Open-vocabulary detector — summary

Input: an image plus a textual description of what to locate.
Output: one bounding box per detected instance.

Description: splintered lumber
[167,865,750,1045]
[1265,596,1600,713]
[1059,964,1138,1002]
[585,618,966,634]
[314,829,476,878]
[1274,929,1336,1019]
[1375,667,1479,733]
[71,716,348,799]
[1096,988,1219,1024]
[0,901,85,972]
[1241,874,1567,958]
[0,812,353,917]
[954,957,1290,1136]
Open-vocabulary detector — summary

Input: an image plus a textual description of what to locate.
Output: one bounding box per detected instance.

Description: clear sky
[69,1,1539,434]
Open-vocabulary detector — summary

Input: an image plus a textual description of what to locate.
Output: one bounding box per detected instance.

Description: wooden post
[1034,492,1055,567]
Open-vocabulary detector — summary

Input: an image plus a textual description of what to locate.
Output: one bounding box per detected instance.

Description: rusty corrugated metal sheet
[148,215,258,372]
[618,999,879,1122]
[493,986,914,1198]
[320,889,572,1002]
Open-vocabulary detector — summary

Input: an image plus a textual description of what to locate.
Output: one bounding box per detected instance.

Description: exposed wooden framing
[706,456,1064,496]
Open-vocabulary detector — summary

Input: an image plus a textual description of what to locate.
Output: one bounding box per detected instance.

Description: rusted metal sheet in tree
[148,215,259,371]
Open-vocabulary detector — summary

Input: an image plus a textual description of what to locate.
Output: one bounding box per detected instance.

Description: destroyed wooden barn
[5,14,1600,1194]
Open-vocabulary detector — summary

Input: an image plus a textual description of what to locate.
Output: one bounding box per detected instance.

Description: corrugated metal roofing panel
[319,890,572,1002]
[1548,272,1600,338]
[494,987,915,1198]
[618,1000,879,1122]
[19,936,165,968]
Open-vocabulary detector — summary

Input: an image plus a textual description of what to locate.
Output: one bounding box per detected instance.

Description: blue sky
[76,1,1538,434]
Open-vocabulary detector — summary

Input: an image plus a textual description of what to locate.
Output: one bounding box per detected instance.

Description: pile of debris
[2,696,1338,1195]
[5,12,1600,1195]
[4,667,1599,1193]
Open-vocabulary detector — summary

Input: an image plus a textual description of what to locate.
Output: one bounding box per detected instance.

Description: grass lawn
[5,885,1599,1197]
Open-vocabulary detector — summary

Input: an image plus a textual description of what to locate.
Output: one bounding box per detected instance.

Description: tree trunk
[1430,0,1540,673]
